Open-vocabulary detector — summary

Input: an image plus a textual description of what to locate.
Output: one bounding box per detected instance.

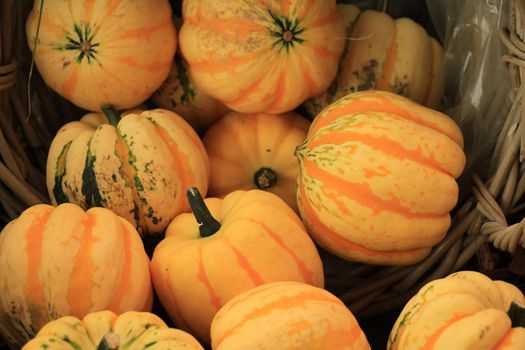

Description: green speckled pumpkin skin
[21,310,204,350]
[46,109,209,235]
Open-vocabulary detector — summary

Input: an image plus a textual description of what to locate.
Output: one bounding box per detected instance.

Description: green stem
[376,0,388,12]
[186,187,221,238]
[101,105,121,127]
[254,167,277,189]
[96,332,119,350]
[508,301,525,327]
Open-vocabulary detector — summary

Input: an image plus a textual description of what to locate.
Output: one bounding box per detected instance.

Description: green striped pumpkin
[46,108,209,235]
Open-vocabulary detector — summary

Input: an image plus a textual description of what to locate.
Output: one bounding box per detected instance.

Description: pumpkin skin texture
[179,0,345,114]
[22,310,204,350]
[203,111,310,212]
[0,203,153,349]
[388,271,525,350]
[296,90,465,265]
[210,281,371,350]
[303,8,443,118]
[152,54,230,135]
[25,0,176,112]
[150,189,324,343]
[46,108,209,235]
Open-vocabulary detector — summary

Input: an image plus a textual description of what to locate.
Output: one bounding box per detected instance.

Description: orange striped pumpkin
[22,310,204,350]
[210,281,371,350]
[150,188,324,343]
[46,108,209,235]
[203,111,310,212]
[0,203,153,349]
[179,0,345,114]
[296,90,466,265]
[388,271,525,350]
[26,0,176,112]
[304,7,443,118]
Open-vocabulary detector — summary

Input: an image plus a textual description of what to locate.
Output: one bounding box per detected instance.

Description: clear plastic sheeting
[426,0,513,196]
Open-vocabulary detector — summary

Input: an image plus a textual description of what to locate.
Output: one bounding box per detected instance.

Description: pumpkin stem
[96,332,120,350]
[101,105,121,128]
[376,0,388,12]
[186,187,221,238]
[254,167,277,189]
[508,300,525,327]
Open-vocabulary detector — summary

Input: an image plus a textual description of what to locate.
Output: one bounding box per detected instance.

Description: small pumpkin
[0,203,153,349]
[152,54,230,134]
[203,111,310,212]
[296,90,465,265]
[210,281,371,350]
[179,0,345,114]
[304,7,443,117]
[26,0,176,112]
[388,271,525,350]
[46,108,209,235]
[22,310,204,350]
[150,188,324,343]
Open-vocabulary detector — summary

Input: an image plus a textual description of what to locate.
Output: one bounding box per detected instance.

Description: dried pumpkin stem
[508,301,525,327]
[186,187,221,238]
[101,105,121,127]
[96,332,120,350]
[254,167,277,189]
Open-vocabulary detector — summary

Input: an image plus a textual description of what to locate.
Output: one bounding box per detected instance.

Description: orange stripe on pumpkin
[96,0,124,28]
[106,217,135,313]
[62,68,80,98]
[307,129,452,177]
[190,51,261,74]
[312,94,460,146]
[67,211,98,317]
[114,17,173,41]
[266,70,287,111]
[110,56,170,72]
[214,290,339,348]
[297,56,320,93]
[24,208,54,329]
[280,0,291,13]
[197,245,222,310]
[223,236,264,286]
[419,313,470,350]
[376,29,398,90]
[297,177,430,258]
[224,73,267,106]
[299,0,315,19]
[308,10,340,30]
[494,329,518,350]
[245,218,316,285]
[302,155,447,217]
[302,41,341,60]
[84,0,96,24]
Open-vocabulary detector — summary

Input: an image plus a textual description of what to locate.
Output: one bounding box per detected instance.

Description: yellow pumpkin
[203,111,310,212]
[0,203,153,349]
[22,310,204,350]
[150,188,324,343]
[152,54,230,134]
[46,108,209,235]
[304,7,443,117]
[296,90,465,265]
[179,0,345,114]
[211,281,371,350]
[26,0,176,111]
[388,271,525,350]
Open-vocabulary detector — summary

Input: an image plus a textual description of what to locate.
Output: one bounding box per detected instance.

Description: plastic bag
[426,0,513,194]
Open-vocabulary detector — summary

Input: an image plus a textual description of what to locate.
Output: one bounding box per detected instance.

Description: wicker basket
[1,0,525,349]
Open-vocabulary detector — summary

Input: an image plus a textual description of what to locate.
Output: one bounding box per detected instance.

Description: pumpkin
[304,7,443,118]
[150,188,324,343]
[152,51,230,135]
[296,90,465,265]
[203,111,310,212]
[0,203,153,349]
[388,271,525,350]
[46,108,209,235]
[26,0,176,112]
[21,310,204,350]
[179,0,345,114]
[210,281,371,350]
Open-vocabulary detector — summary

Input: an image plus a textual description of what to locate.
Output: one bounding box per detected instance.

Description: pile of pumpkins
[0,0,523,349]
